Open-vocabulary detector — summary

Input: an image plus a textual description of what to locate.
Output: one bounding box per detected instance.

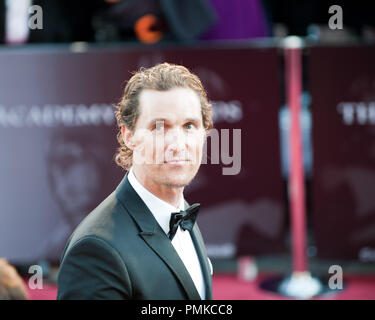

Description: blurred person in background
[1,0,108,44]
[0,0,216,45]
[264,0,375,40]
[92,0,216,43]
[2,0,375,45]
[200,0,270,40]
[0,258,28,300]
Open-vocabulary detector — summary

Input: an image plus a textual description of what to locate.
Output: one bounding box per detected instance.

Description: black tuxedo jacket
[57,173,212,300]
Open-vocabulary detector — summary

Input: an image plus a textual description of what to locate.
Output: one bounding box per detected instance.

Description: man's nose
[165,128,187,152]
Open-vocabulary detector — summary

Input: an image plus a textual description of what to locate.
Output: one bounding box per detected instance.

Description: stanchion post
[284,37,308,274]
[276,37,322,299]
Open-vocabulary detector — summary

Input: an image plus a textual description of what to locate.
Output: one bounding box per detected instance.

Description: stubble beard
[157,163,200,189]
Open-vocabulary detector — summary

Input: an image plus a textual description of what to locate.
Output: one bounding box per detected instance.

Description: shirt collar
[127,167,185,235]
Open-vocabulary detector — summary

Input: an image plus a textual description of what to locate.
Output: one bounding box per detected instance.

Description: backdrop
[309,45,375,261]
[0,43,285,264]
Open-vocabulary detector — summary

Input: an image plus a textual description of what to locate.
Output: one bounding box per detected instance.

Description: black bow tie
[168,203,200,240]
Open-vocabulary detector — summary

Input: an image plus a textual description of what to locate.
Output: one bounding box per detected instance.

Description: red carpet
[25,273,375,300]
[212,273,375,300]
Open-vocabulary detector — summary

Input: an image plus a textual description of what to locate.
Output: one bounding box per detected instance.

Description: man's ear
[121,126,135,150]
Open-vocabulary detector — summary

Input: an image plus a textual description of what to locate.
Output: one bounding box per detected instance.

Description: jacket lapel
[190,220,213,300]
[139,231,201,300]
[116,173,201,300]
[183,200,213,299]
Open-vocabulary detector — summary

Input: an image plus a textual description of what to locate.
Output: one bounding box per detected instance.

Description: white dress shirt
[127,167,206,299]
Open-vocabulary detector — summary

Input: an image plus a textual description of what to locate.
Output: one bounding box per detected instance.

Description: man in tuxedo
[57,62,213,300]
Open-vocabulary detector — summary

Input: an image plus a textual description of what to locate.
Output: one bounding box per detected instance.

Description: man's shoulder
[62,190,137,258]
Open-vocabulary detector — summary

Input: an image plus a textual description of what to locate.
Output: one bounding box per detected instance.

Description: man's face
[126,87,206,189]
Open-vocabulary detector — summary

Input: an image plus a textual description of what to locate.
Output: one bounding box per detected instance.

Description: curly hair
[114,62,214,171]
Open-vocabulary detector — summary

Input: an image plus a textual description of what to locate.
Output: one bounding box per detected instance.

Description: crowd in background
[1,0,375,45]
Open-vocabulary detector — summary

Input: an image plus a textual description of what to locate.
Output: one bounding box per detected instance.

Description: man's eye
[154,123,164,131]
[185,123,195,129]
